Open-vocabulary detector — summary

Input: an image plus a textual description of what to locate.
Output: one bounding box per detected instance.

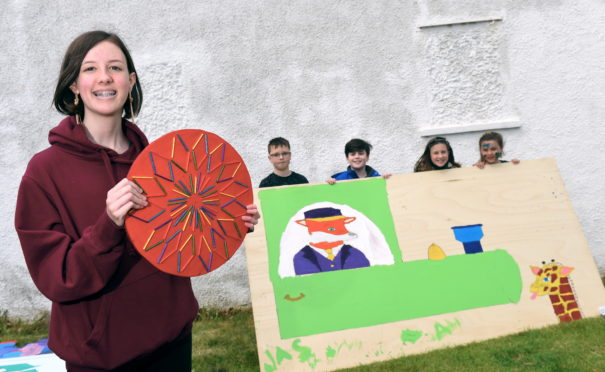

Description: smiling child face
[347,150,368,171]
[70,41,136,123]
[430,143,449,168]
[480,140,503,164]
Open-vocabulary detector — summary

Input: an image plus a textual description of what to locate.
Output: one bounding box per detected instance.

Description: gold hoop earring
[74,94,82,125]
[129,90,136,125]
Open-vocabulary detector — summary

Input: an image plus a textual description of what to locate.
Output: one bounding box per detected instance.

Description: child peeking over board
[474,131,520,169]
[414,136,461,172]
[327,138,390,184]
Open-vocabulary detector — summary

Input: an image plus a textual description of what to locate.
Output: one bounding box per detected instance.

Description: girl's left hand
[242,204,261,230]
[474,161,486,169]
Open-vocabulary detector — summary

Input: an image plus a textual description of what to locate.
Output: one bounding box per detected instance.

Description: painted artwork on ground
[0,353,66,372]
[0,339,52,360]
[246,159,605,371]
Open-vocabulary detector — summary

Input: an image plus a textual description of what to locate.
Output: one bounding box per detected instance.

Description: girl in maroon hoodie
[15,31,259,372]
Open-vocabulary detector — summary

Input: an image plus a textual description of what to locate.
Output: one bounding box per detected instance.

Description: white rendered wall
[2,0,604,318]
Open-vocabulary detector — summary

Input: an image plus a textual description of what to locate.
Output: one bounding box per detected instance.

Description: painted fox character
[293,207,369,275]
[529,260,582,322]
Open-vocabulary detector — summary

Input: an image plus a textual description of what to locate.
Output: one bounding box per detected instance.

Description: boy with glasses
[259,137,309,188]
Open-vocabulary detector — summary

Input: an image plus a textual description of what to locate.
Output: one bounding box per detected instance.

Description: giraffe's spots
[560,314,572,322]
[549,294,561,302]
[567,302,579,311]
[559,284,572,294]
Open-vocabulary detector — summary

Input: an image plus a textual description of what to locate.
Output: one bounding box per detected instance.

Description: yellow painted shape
[428,243,447,260]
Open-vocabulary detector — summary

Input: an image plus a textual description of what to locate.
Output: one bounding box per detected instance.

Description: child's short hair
[478,131,504,148]
[267,137,290,153]
[344,138,372,157]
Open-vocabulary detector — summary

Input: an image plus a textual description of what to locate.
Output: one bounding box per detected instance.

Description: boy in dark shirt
[259,137,309,188]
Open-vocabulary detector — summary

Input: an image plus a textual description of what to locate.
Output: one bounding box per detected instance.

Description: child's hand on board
[474,161,486,169]
[511,159,520,164]
[326,178,337,185]
[382,173,392,179]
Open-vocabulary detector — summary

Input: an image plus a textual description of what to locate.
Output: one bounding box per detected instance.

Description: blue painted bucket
[451,224,484,254]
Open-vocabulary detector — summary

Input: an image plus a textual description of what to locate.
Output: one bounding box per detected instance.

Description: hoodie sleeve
[15,174,126,303]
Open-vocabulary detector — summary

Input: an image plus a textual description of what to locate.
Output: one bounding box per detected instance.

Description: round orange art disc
[125,129,253,277]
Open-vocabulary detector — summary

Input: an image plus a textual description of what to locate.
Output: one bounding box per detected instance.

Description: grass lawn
[3,282,605,372]
[5,309,602,371]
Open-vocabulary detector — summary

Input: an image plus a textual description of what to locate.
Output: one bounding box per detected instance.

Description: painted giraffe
[529,260,582,322]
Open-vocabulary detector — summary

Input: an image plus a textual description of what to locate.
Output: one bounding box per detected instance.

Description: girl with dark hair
[474,131,520,169]
[15,31,259,372]
[414,136,461,172]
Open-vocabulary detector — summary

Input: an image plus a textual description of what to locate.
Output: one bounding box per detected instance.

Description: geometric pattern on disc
[125,129,253,277]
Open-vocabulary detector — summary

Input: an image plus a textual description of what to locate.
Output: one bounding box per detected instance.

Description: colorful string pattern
[125,129,253,277]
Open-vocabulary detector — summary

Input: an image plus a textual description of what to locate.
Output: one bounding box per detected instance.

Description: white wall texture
[2,0,604,318]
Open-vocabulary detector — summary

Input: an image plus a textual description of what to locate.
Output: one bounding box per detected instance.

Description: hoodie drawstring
[98,149,137,256]
[99,149,117,186]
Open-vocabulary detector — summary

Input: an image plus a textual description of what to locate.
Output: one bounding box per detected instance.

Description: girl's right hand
[106,178,148,226]
[326,178,337,185]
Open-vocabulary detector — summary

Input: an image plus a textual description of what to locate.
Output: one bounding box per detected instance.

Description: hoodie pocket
[83,291,114,348]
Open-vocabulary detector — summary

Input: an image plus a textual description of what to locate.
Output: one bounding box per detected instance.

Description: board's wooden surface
[245,159,605,371]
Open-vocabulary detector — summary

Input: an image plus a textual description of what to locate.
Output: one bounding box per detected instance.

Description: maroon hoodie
[15,116,199,371]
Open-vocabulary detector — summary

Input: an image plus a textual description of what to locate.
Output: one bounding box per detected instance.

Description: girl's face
[430,143,449,168]
[71,41,135,123]
[480,140,503,164]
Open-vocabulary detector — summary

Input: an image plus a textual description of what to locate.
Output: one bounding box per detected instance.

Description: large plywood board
[245,159,605,371]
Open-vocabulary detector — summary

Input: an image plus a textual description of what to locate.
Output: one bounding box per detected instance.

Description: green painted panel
[273,250,521,338]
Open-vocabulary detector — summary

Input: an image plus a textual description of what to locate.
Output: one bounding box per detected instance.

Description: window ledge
[418,118,521,137]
